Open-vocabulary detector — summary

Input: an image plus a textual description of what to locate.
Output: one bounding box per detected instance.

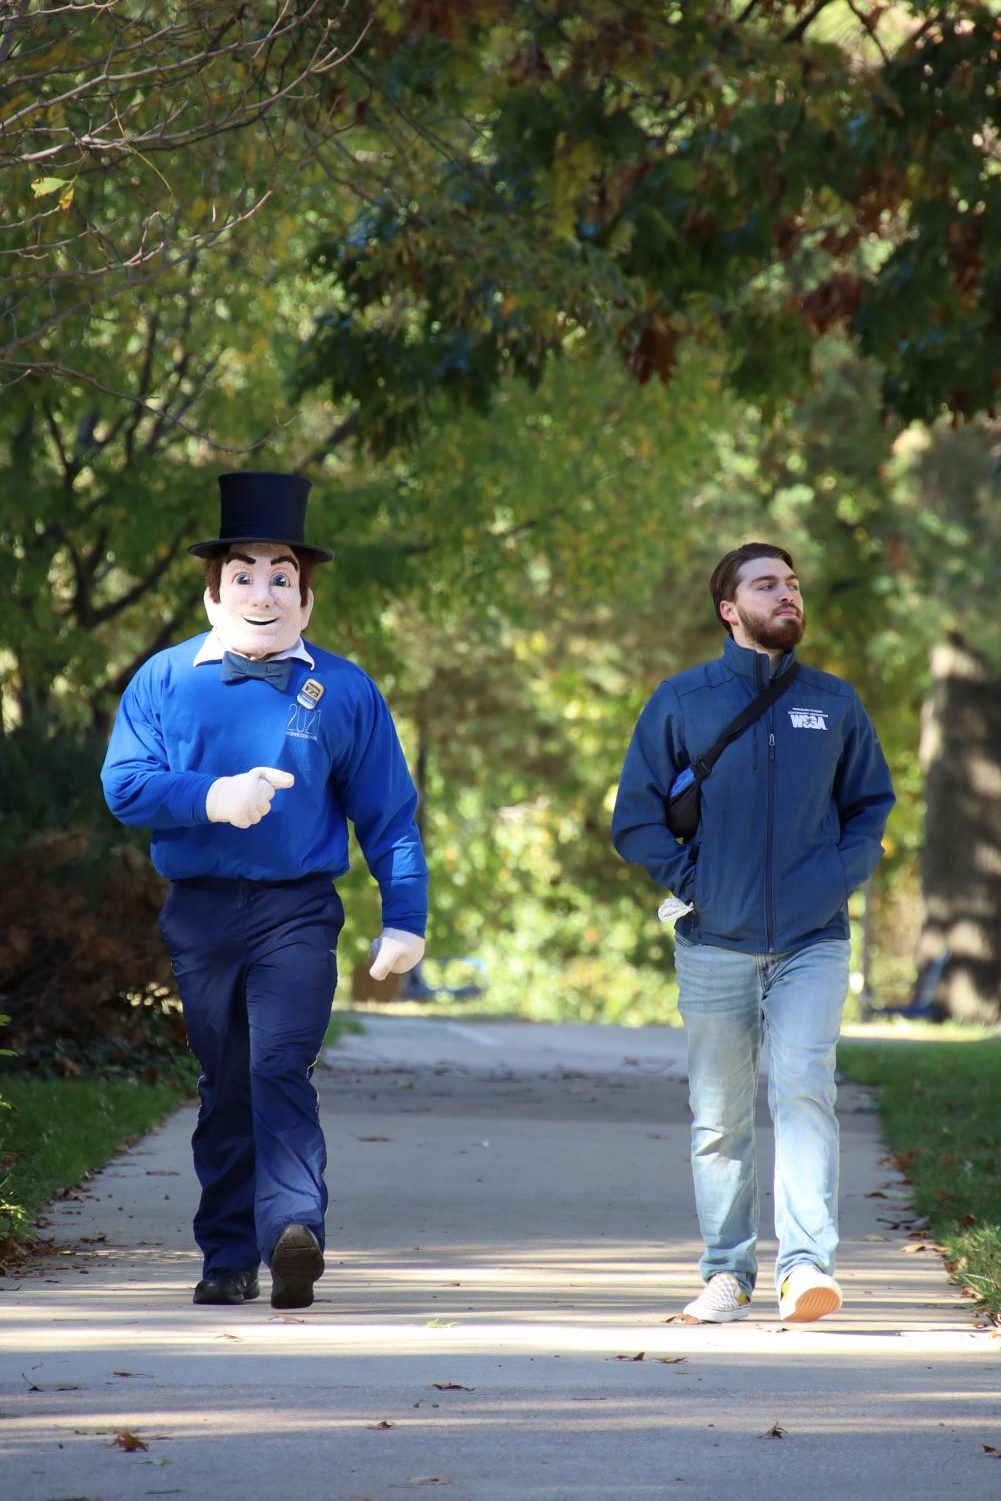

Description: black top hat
[187,471,334,563]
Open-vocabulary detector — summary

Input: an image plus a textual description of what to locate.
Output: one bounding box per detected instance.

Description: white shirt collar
[193,631,315,669]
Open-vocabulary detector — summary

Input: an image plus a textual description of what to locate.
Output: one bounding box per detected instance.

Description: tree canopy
[298,1,1001,449]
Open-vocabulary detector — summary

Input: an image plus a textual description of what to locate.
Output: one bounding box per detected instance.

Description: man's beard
[737,606,805,651]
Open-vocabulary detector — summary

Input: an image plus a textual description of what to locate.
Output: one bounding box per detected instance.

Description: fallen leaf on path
[901,1242,934,1254]
[112,1429,149,1452]
[611,1352,645,1361]
[425,1319,457,1328]
[760,1422,787,1439]
[368,1420,394,1430]
[865,1190,889,1199]
[657,1357,688,1365]
[432,1383,474,1391]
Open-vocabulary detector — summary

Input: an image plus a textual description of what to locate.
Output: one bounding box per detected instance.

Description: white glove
[658,896,694,923]
[368,928,426,980]
[205,767,295,829]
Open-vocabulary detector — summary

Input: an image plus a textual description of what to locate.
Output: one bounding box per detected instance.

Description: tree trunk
[918,635,1001,1023]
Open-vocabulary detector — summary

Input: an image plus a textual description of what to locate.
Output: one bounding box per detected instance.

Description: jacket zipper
[774,726,780,948]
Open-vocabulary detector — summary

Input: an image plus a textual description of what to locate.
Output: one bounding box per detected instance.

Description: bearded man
[611,542,894,1325]
[102,471,428,1310]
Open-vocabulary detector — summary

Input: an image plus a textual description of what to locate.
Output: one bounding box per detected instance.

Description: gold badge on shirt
[297,677,324,711]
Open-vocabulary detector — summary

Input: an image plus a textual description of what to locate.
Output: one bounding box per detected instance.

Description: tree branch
[784,0,838,44]
[106,583,204,698]
[86,523,192,629]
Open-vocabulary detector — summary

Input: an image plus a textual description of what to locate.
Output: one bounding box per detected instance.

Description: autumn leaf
[29,176,75,211]
[112,1429,149,1452]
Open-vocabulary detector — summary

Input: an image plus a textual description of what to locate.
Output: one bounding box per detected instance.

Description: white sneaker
[778,1264,843,1322]
[682,1272,752,1323]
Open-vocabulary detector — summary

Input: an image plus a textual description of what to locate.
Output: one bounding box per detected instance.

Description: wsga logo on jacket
[788,706,829,730]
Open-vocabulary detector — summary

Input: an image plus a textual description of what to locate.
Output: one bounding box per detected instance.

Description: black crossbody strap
[692,661,800,780]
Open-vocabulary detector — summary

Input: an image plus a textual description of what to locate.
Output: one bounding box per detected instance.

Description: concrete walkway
[1,1015,997,1501]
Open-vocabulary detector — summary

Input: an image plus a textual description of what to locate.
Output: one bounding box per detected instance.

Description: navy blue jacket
[611,638,895,955]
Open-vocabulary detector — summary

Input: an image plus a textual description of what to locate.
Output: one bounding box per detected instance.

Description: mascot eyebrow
[225,551,300,570]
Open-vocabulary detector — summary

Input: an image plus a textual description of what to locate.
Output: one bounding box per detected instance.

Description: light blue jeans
[673,934,850,1293]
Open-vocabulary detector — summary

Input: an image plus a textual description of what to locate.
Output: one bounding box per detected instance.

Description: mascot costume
[102,471,428,1308]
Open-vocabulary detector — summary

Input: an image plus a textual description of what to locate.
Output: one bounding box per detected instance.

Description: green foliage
[298,2,1001,445]
[331,336,929,1019]
[838,1035,1001,1320]
[0,722,185,1071]
[0,3,371,382]
[5,2,1001,1034]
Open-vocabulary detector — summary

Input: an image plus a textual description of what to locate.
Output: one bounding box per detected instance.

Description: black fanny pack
[665,662,800,842]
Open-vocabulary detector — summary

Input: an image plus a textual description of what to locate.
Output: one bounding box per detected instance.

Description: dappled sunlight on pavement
[1,1019,998,1501]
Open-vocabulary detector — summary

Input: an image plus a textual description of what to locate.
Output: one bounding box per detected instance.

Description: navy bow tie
[220,652,292,691]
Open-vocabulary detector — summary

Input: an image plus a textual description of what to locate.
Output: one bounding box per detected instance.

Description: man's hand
[205,767,295,829]
[368,928,425,980]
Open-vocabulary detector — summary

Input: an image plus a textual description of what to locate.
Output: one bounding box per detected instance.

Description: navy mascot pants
[159,874,344,1275]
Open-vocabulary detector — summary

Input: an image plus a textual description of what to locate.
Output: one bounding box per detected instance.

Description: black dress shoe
[269,1223,325,1309]
[193,1266,261,1305]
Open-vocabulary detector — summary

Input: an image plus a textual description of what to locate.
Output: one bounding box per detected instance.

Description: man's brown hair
[709,543,796,636]
[203,546,316,606]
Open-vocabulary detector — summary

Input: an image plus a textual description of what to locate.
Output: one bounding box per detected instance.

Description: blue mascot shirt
[101,632,428,936]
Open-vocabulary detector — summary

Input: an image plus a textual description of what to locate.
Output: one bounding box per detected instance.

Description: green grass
[324,1008,366,1048]
[0,1010,363,1262]
[837,1030,1001,1323]
[0,1076,189,1262]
